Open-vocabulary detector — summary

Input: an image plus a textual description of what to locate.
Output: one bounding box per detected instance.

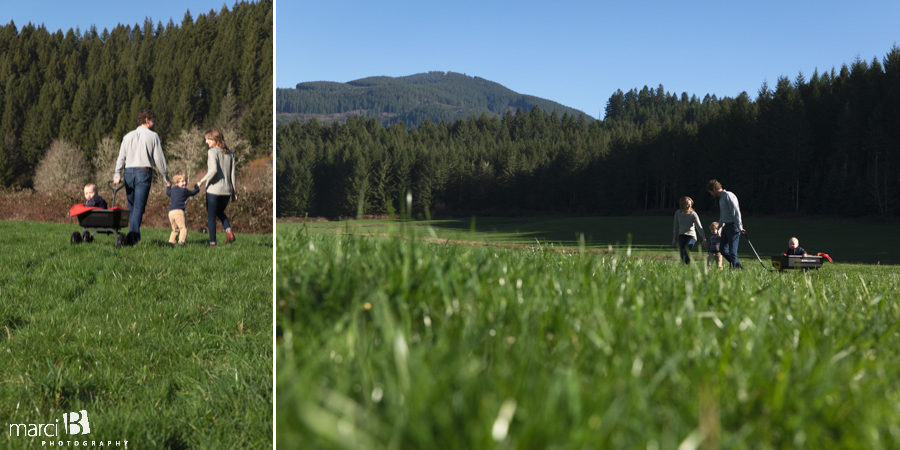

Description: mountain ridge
[277,71,594,127]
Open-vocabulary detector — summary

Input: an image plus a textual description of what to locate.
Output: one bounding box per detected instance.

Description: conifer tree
[0,1,272,187]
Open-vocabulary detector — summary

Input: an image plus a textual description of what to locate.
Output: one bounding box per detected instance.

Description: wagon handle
[108,180,125,206]
[741,230,771,270]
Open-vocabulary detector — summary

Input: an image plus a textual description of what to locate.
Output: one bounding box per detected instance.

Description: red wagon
[69,181,130,247]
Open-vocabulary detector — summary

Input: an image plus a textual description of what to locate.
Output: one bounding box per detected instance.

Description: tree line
[277,47,900,219]
[0,0,272,188]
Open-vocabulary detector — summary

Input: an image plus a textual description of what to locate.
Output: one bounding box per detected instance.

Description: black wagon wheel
[70,231,83,245]
[81,230,93,243]
[114,233,126,248]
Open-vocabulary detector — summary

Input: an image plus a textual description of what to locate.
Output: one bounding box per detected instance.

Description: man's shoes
[125,232,140,246]
[210,243,216,248]
[225,229,235,244]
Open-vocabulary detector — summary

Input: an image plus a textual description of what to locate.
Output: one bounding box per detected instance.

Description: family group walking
[112,109,238,247]
[672,179,744,269]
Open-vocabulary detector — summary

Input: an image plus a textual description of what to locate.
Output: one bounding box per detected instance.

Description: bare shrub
[92,136,120,183]
[167,126,206,182]
[222,127,252,170]
[34,139,90,192]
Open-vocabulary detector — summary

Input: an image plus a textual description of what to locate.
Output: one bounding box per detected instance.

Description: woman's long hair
[679,196,693,214]
[204,128,230,152]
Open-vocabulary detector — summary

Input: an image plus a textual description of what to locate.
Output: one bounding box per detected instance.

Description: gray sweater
[717,190,743,230]
[114,125,169,182]
[199,147,236,196]
[673,210,706,242]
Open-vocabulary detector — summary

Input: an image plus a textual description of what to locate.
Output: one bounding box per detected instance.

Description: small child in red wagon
[83,183,108,209]
[784,237,807,256]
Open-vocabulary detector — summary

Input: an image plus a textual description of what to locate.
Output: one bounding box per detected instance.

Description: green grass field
[1,220,272,449]
[277,218,900,449]
[296,215,900,265]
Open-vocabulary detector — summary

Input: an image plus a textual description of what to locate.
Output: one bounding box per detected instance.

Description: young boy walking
[165,172,200,246]
[707,221,723,269]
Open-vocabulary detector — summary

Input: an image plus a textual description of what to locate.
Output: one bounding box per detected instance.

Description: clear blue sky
[277,0,900,119]
[1,1,236,35]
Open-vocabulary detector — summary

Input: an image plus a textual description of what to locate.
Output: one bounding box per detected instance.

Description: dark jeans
[678,234,697,264]
[124,167,152,244]
[206,193,232,244]
[720,223,744,269]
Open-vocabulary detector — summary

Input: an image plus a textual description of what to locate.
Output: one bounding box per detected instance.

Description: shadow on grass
[424,216,670,250]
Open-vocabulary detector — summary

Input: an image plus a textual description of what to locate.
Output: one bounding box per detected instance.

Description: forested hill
[277,71,593,127]
[0,0,272,188]
[278,47,900,219]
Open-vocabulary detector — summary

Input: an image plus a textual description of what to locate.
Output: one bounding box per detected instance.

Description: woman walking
[198,128,237,247]
[672,196,706,264]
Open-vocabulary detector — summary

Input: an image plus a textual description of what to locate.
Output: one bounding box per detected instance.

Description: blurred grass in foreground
[278,220,900,449]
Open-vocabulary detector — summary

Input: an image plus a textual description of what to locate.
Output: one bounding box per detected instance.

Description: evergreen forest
[0,0,272,188]
[277,71,591,128]
[277,47,900,219]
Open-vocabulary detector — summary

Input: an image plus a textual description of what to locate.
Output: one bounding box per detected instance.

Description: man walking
[113,109,170,245]
[707,179,744,269]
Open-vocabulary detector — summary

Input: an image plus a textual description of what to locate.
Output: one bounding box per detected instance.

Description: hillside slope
[277,71,593,126]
